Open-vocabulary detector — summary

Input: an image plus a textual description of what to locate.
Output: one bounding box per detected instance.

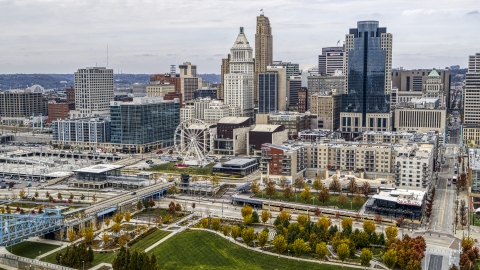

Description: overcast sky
[0,0,478,74]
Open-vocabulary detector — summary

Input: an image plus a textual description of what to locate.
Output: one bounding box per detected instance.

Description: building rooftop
[469,148,480,170]
[427,68,440,78]
[372,189,425,206]
[73,164,124,174]
[251,124,283,132]
[218,117,250,124]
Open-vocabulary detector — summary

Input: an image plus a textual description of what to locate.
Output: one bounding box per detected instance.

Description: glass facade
[341,21,390,126]
[110,100,180,145]
[258,73,278,113]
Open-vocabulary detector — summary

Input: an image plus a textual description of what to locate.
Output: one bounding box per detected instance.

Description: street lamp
[60,255,62,266]
[83,260,85,270]
[288,249,290,256]
[350,201,352,210]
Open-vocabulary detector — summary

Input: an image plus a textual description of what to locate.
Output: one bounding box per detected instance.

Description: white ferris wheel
[174,118,213,167]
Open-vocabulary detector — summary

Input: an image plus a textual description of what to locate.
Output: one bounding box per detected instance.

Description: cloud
[402,9,439,16]
[466,10,479,15]
[135,54,157,57]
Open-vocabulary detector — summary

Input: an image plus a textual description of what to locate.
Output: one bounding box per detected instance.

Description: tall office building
[272,61,299,79]
[258,66,287,113]
[218,54,231,100]
[340,21,392,135]
[70,67,114,118]
[254,14,273,101]
[224,27,255,116]
[318,46,345,76]
[463,53,480,146]
[288,76,302,107]
[179,62,202,102]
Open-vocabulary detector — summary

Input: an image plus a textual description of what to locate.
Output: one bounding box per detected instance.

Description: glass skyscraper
[341,21,392,133]
[110,97,180,146]
[258,73,278,113]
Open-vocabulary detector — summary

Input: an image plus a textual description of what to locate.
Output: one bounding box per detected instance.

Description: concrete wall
[13,135,51,143]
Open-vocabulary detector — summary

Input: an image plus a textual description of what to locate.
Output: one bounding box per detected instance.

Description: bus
[452,175,457,184]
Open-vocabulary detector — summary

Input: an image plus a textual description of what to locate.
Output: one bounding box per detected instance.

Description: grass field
[149,163,214,175]
[10,241,60,259]
[254,191,363,211]
[41,230,171,266]
[149,230,354,270]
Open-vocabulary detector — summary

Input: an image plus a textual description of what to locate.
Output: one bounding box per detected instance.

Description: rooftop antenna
[260,9,264,15]
[107,44,109,68]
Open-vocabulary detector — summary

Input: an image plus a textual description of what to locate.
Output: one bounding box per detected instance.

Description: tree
[167,186,179,196]
[19,189,26,198]
[300,185,312,203]
[363,220,376,235]
[241,227,255,246]
[211,175,221,185]
[272,235,287,254]
[383,249,398,270]
[294,175,305,192]
[125,212,131,222]
[312,177,323,192]
[316,242,328,260]
[117,234,128,247]
[231,225,241,241]
[396,215,405,227]
[353,192,364,207]
[362,182,371,198]
[375,214,382,225]
[317,216,330,231]
[136,200,143,210]
[111,222,121,234]
[68,229,76,242]
[257,231,269,249]
[337,193,348,206]
[292,238,311,257]
[385,226,398,244]
[241,205,253,219]
[69,193,74,200]
[347,178,358,196]
[105,218,111,227]
[221,225,230,237]
[265,180,276,198]
[341,217,353,230]
[113,213,124,224]
[318,186,330,205]
[200,218,209,228]
[148,198,155,208]
[337,243,350,265]
[283,185,294,199]
[261,210,270,224]
[84,226,95,245]
[297,214,309,227]
[250,181,260,195]
[175,203,182,212]
[57,192,62,200]
[80,194,85,200]
[278,210,291,223]
[102,233,110,246]
[360,248,373,269]
[329,177,342,194]
[211,218,221,231]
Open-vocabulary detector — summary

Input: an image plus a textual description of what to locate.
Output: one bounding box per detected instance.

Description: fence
[0,253,75,270]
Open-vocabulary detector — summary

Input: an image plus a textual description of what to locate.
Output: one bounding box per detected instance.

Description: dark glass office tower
[341,21,391,130]
[258,73,278,113]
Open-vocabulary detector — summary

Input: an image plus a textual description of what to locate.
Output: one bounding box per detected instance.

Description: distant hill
[0,73,221,90]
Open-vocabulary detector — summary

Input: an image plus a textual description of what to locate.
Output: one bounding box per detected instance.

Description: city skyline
[0,0,478,74]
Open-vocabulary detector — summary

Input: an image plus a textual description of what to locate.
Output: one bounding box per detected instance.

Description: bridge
[0,181,174,246]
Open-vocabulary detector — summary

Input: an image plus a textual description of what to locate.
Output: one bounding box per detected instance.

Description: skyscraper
[340,21,392,135]
[218,54,231,100]
[70,67,114,118]
[463,53,480,146]
[179,62,202,102]
[224,27,255,116]
[318,46,345,76]
[254,14,273,101]
[258,66,287,113]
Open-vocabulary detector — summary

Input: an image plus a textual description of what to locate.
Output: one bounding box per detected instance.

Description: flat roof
[218,117,250,124]
[73,164,124,174]
[372,189,425,206]
[223,158,255,166]
[251,124,282,132]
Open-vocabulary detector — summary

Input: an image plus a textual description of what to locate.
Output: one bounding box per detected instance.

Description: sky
[0,0,479,74]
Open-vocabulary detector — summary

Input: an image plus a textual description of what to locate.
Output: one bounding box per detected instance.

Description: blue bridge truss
[0,211,64,247]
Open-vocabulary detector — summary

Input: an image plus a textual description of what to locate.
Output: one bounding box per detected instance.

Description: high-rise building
[272,61,299,79]
[288,76,302,107]
[149,73,181,93]
[70,67,114,118]
[258,66,287,113]
[340,21,392,135]
[463,53,480,146]
[307,73,345,97]
[218,54,231,100]
[318,46,345,76]
[297,88,308,113]
[224,27,255,116]
[254,14,273,101]
[179,62,202,102]
[110,97,180,149]
[310,93,341,131]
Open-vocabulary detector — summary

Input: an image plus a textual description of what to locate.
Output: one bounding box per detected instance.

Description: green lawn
[149,163,214,175]
[10,241,60,259]
[130,230,171,251]
[149,230,354,270]
[41,230,171,266]
[254,191,363,211]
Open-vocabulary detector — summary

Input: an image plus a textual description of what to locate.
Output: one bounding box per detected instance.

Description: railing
[0,253,75,270]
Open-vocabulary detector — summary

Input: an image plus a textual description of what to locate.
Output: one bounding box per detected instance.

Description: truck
[452,175,457,184]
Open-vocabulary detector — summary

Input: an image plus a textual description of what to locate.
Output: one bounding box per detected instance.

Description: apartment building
[260,143,307,183]
[393,143,434,190]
